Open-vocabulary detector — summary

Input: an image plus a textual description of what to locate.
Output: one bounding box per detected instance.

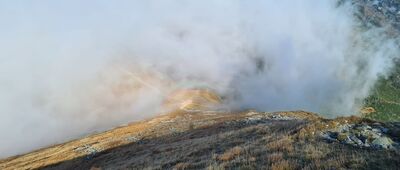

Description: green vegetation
[364,67,400,122]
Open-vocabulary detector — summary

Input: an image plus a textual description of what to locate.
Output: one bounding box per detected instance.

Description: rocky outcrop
[321,123,399,149]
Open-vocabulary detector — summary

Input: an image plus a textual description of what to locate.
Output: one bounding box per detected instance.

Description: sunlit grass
[364,77,400,122]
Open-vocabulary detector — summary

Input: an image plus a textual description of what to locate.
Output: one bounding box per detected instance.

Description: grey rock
[125,136,140,142]
[350,135,364,146]
[336,124,352,133]
[357,125,372,131]
[372,137,394,149]
[320,132,337,142]
[389,7,397,13]
[270,114,294,120]
[371,128,381,133]
[322,122,398,150]
[381,127,389,133]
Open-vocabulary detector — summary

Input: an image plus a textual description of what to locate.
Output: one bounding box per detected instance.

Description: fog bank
[0,0,398,158]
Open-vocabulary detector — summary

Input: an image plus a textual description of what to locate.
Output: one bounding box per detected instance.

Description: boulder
[372,137,394,149]
[350,135,364,146]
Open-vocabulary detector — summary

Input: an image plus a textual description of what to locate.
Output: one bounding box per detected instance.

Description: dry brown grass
[173,162,190,170]
[266,153,284,163]
[270,160,297,170]
[163,89,222,111]
[1,110,399,170]
[217,146,243,161]
[89,166,102,170]
[302,144,325,160]
[266,136,294,153]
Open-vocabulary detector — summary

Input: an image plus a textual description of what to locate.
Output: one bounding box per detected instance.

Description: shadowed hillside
[1,109,399,170]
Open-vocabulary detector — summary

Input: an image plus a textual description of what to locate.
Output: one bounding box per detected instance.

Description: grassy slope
[349,0,400,122]
[364,67,400,122]
[2,111,399,170]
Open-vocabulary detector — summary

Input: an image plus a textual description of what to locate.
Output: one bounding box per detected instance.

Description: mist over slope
[0,0,399,158]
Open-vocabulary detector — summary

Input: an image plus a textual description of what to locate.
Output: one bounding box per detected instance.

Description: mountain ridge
[1,109,399,170]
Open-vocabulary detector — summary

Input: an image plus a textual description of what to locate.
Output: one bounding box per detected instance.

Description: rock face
[321,123,399,149]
